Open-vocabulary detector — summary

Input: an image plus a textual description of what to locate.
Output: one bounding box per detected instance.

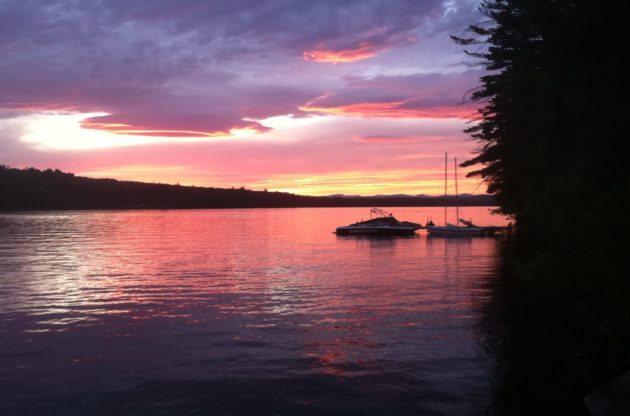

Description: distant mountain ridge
[331,192,482,199]
[0,166,495,211]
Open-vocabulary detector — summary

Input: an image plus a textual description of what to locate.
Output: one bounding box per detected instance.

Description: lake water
[0,207,508,415]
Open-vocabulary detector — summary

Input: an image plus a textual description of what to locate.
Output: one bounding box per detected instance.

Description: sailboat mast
[444,152,448,226]
[454,157,459,227]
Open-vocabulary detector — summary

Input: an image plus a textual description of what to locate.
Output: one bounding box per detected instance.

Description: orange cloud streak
[80,121,267,138]
[303,42,381,63]
[300,101,476,119]
[0,102,82,112]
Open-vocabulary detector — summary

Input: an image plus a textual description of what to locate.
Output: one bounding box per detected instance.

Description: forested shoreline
[458,0,629,413]
[0,166,494,211]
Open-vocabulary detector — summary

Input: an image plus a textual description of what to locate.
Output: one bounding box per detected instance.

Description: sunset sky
[0,0,486,196]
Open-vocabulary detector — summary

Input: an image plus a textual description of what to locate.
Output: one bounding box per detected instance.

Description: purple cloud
[0,1,481,138]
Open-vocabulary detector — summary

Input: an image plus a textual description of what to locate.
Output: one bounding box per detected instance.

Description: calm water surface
[0,207,507,415]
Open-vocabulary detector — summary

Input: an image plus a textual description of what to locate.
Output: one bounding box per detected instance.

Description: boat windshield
[358,216,400,225]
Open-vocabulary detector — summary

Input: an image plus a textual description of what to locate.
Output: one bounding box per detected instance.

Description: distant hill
[0,166,495,211]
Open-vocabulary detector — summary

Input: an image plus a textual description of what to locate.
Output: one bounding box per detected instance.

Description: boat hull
[335,226,419,236]
[335,212,421,236]
[426,225,487,237]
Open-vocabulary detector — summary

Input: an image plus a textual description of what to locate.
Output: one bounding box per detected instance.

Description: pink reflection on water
[1,207,505,385]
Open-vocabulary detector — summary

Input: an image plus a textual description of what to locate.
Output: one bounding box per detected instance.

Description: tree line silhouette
[455,0,629,412]
[0,165,493,211]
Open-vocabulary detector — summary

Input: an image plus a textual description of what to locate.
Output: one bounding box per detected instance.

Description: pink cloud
[301,101,477,119]
[304,42,382,63]
[300,71,482,119]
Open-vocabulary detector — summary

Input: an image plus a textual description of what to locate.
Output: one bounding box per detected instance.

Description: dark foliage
[0,166,494,211]
[455,0,630,412]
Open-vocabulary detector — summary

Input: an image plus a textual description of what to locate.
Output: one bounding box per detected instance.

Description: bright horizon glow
[17,112,249,151]
[75,165,484,196]
[9,110,483,196]
[255,169,482,196]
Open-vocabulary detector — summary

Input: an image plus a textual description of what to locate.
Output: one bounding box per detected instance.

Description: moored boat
[427,153,498,237]
[335,208,421,236]
[427,220,486,237]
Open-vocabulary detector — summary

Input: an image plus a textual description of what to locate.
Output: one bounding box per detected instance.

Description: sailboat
[427,153,486,237]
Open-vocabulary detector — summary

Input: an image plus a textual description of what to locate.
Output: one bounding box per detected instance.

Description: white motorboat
[335,208,421,236]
